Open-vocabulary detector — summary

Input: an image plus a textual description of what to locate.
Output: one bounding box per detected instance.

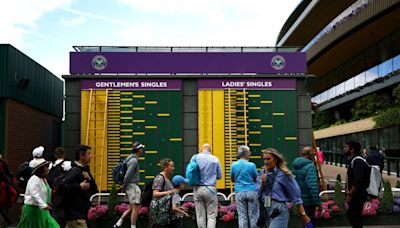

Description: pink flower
[332,205,339,212]
[314,211,320,219]
[219,206,228,213]
[227,211,234,219]
[222,214,230,222]
[287,203,293,209]
[182,202,195,208]
[138,207,149,215]
[89,207,96,214]
[88,212,96,221]
[327,200,335,206]
[323,211,331,219]
[227,204,237,212]
[371,199,380,206]
[95,205,108,216]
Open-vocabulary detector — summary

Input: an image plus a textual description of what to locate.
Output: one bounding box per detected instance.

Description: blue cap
[172,175,189,186]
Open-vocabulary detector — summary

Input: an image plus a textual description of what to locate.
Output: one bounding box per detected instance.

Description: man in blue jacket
[292,147,321,228]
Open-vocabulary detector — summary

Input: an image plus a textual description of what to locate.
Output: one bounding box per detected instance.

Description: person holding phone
[256,148,310,228]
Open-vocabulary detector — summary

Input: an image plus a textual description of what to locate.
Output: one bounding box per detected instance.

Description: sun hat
[31,158,50,175]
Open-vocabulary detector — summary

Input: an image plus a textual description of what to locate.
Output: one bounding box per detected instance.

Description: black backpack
[15,161,32,191]
[141,174,165,207]
[48,161,69,208]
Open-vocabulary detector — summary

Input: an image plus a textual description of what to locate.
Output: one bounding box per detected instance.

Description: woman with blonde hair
[256,148,310,228]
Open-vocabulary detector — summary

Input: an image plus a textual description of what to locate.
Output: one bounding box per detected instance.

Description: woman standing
[149,158,176,228]
[230,145,259,228]
[18,158,59,228]
[256,148,310,228]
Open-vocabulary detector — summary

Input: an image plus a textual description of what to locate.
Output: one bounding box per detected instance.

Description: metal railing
[323,151,400,177]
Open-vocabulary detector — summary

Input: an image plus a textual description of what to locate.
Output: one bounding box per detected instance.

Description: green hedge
[374,107,400,128]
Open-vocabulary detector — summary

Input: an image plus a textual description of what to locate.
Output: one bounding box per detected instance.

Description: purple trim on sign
[70,52,307,74]
[197,79,296,89]
[80,79,182,90]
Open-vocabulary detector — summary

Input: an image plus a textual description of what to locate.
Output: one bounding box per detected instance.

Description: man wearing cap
[63,145,98,228]
[114,142,144,228]
[192,143,222,228]
[171,175,190,228]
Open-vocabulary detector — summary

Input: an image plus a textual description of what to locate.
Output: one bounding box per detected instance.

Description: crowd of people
[0,140,386,228]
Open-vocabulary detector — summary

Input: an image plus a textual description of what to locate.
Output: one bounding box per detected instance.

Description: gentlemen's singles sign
[81,79,182,90]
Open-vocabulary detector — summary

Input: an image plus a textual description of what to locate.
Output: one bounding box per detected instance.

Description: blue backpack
[185,154,201,186]
[112,155,135,185]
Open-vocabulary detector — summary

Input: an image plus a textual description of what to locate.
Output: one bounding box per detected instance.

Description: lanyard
[262,168,277,197]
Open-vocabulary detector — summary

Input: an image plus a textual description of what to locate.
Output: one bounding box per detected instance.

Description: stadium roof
[73,46,303,53]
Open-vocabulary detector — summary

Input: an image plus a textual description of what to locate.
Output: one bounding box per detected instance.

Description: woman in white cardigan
[18,158,59,228]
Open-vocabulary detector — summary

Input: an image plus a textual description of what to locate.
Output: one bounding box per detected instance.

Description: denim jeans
[266,201,289,228]
[236,191,259,228]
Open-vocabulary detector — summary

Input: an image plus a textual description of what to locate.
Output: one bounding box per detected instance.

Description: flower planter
[88,213,400,227]
[288,213,400,227]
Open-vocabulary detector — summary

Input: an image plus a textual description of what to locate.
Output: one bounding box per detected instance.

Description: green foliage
[331,119,347,126]
[333,178,345,213]
[336,174,341,182]
[351,94,391,121]
[313,110,336,130]
[393,83,400,105]
[107,183,118,216]
[397,180,400,189]
[380,180,394,213]
[374,107,400,128]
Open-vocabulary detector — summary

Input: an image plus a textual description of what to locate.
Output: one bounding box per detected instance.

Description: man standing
[63,145,98,228]
[47,147,72,227]
[192,143,222,228]
[366,145,385,173]
[292,147,321,228]
[114,142,144,228]
[344,141,370,228]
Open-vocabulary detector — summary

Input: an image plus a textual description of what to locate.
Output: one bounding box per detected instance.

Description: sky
[0,0,301,78]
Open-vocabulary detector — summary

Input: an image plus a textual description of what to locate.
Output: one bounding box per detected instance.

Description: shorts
[125,183,141,204]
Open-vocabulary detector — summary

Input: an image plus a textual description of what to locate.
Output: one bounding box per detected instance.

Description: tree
[333,174,345,213]
[108,183,118,216]
[392,83,400,105]
[351,94,391,120]
[313,110,336,130]
[380,180,394,213]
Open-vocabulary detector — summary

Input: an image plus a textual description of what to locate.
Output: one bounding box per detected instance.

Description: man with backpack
[191,143,222,228]
[62,145,98,228]
[47,147,72,227]
[366,145,385,173]
[113,142,144,228]
[0,156,18,227]
[16,146,45,191]
[344,141,370,228]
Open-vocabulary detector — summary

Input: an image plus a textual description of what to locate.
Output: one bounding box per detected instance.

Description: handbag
[256,197,266,227]
[149,195,173,226]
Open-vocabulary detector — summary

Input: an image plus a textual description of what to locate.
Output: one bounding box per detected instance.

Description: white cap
[32,146,44,158]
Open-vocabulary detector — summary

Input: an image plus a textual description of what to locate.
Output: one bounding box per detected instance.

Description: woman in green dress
[18,157,60,228]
